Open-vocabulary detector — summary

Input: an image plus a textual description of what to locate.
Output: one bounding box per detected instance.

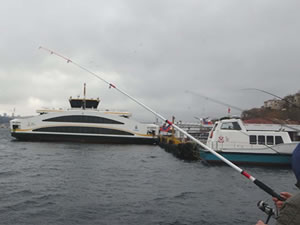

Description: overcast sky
[0,0,299,122]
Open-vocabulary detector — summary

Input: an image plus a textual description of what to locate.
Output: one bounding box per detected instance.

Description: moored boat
[199,117,300,165]
[10,85,159,144]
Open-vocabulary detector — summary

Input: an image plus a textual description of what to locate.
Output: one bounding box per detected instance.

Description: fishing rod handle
[254,179,285,201]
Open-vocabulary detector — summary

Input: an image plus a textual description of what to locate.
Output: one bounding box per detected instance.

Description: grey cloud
[0,0,300,121]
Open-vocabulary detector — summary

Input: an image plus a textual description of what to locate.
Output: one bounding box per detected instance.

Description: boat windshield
[220,122,241,130]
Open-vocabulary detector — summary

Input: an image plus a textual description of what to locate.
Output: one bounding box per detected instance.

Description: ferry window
[43,115,124,124]
[249,135,257,144]
[267,136,274,145]
[33,126,134,135]
[258,135,265,145]
[275,136,284,144]
[221,122,241,130]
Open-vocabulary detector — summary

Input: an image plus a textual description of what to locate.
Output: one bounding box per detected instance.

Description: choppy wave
[0,129,296,225]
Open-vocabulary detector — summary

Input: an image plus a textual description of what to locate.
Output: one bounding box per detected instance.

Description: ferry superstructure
[10,87,159,144]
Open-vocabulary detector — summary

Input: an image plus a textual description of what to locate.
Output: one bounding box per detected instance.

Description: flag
[202,118,213,125]
[160,123,172,132]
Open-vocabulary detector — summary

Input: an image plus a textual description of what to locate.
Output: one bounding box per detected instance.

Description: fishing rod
[241,89,300,132]
[186,90,245,112]
[187,90,300,133]
[38,46,285,201]
[243,88,300,110]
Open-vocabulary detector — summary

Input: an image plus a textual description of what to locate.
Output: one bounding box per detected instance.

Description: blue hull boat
[199,150,292,166]
[201,117,299,166]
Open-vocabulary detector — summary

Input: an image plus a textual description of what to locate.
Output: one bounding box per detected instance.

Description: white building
[263,99,283,110]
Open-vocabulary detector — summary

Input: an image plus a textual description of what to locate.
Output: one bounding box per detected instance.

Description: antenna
[83,83,86,109]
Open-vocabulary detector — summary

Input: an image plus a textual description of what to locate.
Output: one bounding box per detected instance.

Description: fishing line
[39,46,285,201]
[186,90,244,112]
[243,88,300,110]
[187,90,300,132]
[242,88,300,132]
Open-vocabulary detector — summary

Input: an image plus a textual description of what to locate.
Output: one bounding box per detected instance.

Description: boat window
[258,135,265,145]
[249,135,257,144]
[275,136,284,144]
[232,122,241,130]
[33,126,134,135]
[267,136,274,145]
[221,122,241,130]
[43,115,124,124]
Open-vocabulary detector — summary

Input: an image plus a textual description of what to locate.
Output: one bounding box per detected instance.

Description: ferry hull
[11,132,158,145]
[199,150,292,166]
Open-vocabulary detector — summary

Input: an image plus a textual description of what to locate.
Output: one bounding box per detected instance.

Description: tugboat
[10,84,159,144]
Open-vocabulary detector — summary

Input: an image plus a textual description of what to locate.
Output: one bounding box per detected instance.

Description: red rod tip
[109,84,116,88]
[166,120,173,125]
[241,171,251,179]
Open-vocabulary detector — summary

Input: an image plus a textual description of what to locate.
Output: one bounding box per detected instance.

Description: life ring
[218,136,224,143]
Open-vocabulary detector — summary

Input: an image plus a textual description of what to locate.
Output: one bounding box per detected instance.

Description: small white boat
[10,86,159,144]
[200,117,300,165]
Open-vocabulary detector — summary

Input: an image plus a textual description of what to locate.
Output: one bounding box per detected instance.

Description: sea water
[0,128,296,225]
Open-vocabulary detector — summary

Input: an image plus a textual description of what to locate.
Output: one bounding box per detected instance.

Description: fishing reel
[257,200,277,224]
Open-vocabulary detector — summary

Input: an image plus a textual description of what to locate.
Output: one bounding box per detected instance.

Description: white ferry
[200,117,300,165]
[10,87,159,144]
